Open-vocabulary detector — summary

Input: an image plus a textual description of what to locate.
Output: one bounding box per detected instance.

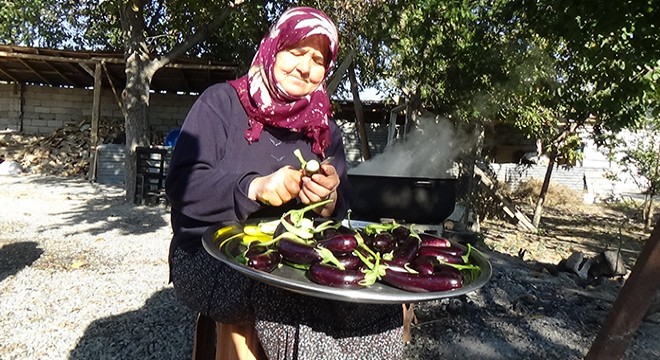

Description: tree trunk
[120,2,154,203]
[116,3,240,203]
[347,61,370,160]
[645,193,655,231]
[465,122,485,232]
[532,152,557,228]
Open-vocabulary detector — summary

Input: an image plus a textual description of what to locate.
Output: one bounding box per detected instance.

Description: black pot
[347,174,457,224]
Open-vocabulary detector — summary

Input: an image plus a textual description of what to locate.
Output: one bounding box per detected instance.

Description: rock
[589,249,628,278]
[561,251,593,280]
[0,160,22,175]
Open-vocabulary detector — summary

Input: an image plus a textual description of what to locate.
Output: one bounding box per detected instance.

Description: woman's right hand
[248,166,303,206]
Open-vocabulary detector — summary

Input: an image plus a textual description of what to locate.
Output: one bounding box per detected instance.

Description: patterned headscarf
[229,7,339,156]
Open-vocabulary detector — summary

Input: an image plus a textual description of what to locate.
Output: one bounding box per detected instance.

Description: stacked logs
[0,118,124,177]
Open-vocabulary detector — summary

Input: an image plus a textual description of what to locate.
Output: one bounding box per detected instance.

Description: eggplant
[247,250,282,272]
[314,227,338,240]
[436,244,466,257]
[391,226,411,243]
[317,233,358,255]
[336,253,363,270]
[307,263,366,289]
[416,246,465,264]
[418,233,451,248]
[389,235,420,266]
[277,238,321,265]
[411,256,436,275]
[412,255,466,275]
[382,267,463,292]
[371,232,396,253]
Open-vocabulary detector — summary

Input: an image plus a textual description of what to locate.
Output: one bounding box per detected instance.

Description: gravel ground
[0,174,195,360]
[1,173,659,359]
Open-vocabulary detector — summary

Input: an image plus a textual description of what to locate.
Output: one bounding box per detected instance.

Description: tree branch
[151,0,247,71]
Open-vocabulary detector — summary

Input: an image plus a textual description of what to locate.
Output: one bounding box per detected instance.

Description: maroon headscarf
[229,7,339,156]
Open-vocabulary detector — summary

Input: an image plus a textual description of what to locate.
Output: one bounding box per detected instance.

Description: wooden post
[584,217,660,360]
[88,62,102,182]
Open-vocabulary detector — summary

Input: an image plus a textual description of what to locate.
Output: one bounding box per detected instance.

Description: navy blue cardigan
[165,83,349,257]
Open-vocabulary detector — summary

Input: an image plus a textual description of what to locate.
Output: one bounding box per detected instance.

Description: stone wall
[0,83,196,138]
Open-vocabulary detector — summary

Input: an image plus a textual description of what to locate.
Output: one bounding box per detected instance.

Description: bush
[511,178,584,209]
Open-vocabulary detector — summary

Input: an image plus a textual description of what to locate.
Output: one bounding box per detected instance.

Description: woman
[165,7,403,359]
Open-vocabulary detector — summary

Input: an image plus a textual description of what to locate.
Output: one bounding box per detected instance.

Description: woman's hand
[248,166,303,206]
[299,163,340,217]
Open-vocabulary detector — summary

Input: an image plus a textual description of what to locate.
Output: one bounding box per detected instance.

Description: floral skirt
[171,247,404,360]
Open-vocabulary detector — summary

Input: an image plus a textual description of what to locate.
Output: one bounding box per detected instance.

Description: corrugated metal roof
[0,45,239,94]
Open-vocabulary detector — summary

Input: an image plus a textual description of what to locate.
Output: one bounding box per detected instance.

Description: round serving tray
[202,220,492,304]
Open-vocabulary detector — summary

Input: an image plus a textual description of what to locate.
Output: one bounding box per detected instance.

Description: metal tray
[202,221,492,304]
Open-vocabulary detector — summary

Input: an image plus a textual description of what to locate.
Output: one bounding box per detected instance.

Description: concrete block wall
[0,83,197,137]
[490,162,638,198]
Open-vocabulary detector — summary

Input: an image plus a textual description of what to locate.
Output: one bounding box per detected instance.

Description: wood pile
[0,118,124,177]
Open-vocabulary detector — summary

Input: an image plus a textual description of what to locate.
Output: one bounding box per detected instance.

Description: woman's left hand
[299,163,340,217]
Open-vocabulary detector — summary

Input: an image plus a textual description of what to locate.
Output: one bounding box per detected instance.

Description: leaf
[70,258,88,269]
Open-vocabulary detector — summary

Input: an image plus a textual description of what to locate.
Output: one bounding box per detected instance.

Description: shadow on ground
[69,287,197,360]
[0,241,43,282]
[404,249,659,360]
[22,176,170,237]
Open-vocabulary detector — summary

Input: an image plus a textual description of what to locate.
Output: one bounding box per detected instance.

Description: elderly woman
[165,7,403,359]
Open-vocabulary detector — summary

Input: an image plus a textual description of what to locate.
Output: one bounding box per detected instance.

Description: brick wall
[0,83,196,137]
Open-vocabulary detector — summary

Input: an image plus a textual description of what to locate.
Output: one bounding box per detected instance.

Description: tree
[2,0,276,201]
[115,0,250,202]
[616,123,660,231]
[347,0,659,228]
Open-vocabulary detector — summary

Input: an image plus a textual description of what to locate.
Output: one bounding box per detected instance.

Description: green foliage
[615,118,660,196]
[0,0,276,66]
[0,0,82,47]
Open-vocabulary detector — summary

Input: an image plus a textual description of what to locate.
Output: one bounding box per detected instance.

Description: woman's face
[274,35,329,98]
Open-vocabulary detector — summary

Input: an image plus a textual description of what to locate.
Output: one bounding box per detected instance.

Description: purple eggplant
[416,246,465,264]
[411,256,436,275]
[247,250,282,272]
[307,263,366,289]
[389,235,420,266]
[412,255,466,275]
[382,267,463,292]
[277,238,321,265]
[418,233,451,248]
[371,232,397,253]
[317,233,358,255]
[391,226,411,243]
[436,244,466,257]
[336,253,363,270]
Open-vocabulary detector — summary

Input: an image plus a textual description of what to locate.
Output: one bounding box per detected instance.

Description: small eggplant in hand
[307,263,366,289]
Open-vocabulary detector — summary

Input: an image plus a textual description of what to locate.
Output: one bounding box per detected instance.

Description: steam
[348,115,474,178]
